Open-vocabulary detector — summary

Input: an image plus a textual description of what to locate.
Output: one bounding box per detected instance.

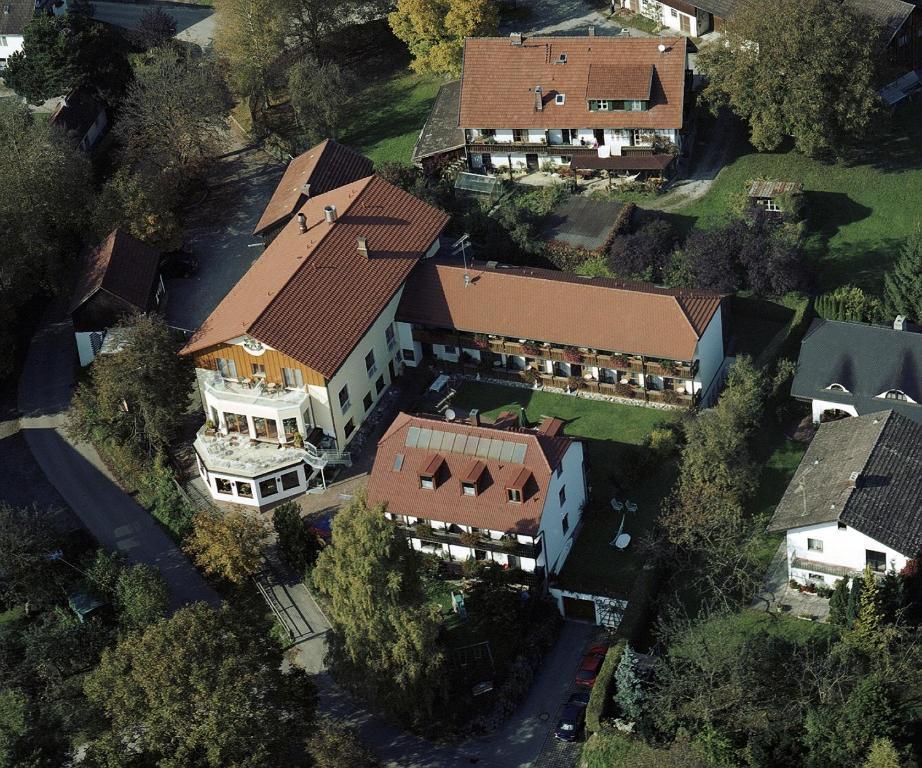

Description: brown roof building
[253,140,373,237]
[369,412,588,582]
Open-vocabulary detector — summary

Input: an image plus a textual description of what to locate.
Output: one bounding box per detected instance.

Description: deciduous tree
[288,58,356,145]
[883,229,922,324]
[184,510,269,584]
[697,0,877,156]
[308,721,380,768]
[137,6,177,48]
[214,0,284,110]
[607,219,675,283]
[84,603,313,766]
[0,504,61,610]
[91,167,184,251]
[114,564,169,631]
[389,0,498,77]
[312,493,447,726]
[272,502,320,576]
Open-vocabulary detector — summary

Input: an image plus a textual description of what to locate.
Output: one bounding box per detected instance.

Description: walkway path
[17,311,219,610]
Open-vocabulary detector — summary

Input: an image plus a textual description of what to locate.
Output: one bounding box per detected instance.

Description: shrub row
[586,639,626,733]
[615,564,663,648]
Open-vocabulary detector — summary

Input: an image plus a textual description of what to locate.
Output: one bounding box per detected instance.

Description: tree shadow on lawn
[817,235,904,293]
[860,103,922,173]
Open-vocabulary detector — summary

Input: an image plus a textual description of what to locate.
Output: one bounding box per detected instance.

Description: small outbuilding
[50,86,108,152]
[69,230,165,366]
[747,180,803,215]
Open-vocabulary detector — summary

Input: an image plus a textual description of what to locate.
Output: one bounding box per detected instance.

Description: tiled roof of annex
[69,230,160,315]
[459,36,687,130]
[397,259,723,362]
[182,176,450,378]
[367,412,574,536]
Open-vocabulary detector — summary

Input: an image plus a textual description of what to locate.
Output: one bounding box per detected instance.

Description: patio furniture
[266,382,278,392]
[626,501,638,514]
[610,499,624,512]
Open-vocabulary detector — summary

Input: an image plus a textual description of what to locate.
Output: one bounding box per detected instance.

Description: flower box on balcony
[473,333,490,349]
[563,348,582,364]
[522,344,541,357]
[459,531,481,547]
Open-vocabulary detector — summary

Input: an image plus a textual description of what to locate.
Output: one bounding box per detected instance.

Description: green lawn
[451,382,679,597]
[339,67,443,166]
[673,104,922,294]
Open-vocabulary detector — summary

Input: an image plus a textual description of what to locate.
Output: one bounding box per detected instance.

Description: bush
[616,564,662,647]
[815,284,882,323]
[273,502,320,575]
[587,640,626,733]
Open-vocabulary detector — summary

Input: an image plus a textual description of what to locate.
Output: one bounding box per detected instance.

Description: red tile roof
[69,230,161,315]
[182,176,449,378]
[459,36,687,129]
[367,413,575,536]
[397,259,723,362]
[253,140,373,235]
[586,64,653,101]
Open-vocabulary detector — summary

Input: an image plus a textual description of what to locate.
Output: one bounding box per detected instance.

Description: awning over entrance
[571,154,676,172]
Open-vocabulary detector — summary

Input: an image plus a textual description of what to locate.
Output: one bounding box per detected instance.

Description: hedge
[615,564,662,648]
[586,639,626,733]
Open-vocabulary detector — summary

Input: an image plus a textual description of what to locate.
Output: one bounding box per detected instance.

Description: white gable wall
[538,441,587,576]
[693,304,725,405]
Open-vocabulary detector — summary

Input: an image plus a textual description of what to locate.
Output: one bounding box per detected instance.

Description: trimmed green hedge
[614,564,662,648]
[586,640,625,733]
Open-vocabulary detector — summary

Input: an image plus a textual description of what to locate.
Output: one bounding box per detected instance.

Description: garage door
[563,596,597,622]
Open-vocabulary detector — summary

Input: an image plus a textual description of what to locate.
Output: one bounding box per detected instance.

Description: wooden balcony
[467,142,602,157]
[395,523,540,560]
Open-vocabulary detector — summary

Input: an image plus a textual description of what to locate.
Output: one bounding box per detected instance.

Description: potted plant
[615,383,635,398]
[611,354,628,369]
[415,522,434,539]
[660,360,678,375]
[460,531,481,547]
[473,333,490,349]
[522,344,541,357]
[663,390,681,405]
[523,368,541,386]
[564,347,582,364]
[204,419,216,436]
[292,431,304,448]
[501,536,519,552]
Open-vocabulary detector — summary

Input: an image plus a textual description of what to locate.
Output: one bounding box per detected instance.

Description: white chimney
[296,212,307,233]
[510,32,523,46]
[894,315,907,331]
[535,85,543,111]
[323,205,337,223]
[588,25,595,36]
[357,236,369,258]
[301,181,311,197]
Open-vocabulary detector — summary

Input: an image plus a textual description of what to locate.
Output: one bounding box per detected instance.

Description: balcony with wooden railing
[393,522,541,560]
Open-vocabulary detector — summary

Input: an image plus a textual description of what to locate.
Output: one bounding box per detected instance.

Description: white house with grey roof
[792,317,922,426]
[767,411,922,587]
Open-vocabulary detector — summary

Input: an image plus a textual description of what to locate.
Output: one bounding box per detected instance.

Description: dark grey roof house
[411,80,465,174]
[0,0,33,64]
[792,318,922,425]
[767,411,922,559]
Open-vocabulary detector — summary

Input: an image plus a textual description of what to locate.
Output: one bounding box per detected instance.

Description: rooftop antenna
[452,233,472,286]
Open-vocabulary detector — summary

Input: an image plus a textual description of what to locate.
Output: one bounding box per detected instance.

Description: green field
[340,67,443,166]
[451,382,679,596]
[672,104,922,294]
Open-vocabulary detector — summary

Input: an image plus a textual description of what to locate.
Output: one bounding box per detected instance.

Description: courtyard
[451,382,680,599]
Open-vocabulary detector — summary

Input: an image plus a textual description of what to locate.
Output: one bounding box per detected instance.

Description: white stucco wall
[785,521,909,586]
[810,399,860,423]
[539,441,587,576]
[197,455,309,508]
[622,0,702,35]
[75,330,104,367]
[0,34,24,64]
[693,305,726,406]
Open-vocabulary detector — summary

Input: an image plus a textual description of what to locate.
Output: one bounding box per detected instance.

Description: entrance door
[680,13,691,32]
[593,129,605,145]
[526,153,539,171]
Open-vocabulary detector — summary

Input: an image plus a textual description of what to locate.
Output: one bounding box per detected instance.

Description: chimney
[588,25,595,36]
[894,315,907,331]
[301,181,311,198]
[535,85,543,112]
[323,204,337,223]
[847,471,861,489]
[296,212,307,233]
[470,408,480,427]
[510,32,523,46]
[357,236,369,258]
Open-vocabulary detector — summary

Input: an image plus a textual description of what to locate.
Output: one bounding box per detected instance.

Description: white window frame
[338,384,351,414]
[385,323,397,350]
[282,366,304,389]
[807,538,823,552]
[555,93,565,105]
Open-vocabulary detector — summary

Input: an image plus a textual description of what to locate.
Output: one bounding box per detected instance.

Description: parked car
[554,702,586,742]
[568,689,591,707]
[575,644,609,687]
[160,249,199,279]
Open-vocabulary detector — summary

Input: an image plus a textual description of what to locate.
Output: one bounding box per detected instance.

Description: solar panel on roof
[405,426,420,447]
[511,444,527,463]
[463,435,479,455]
[418,428,433,449]
[487,439,504,459]
[499,442,516,461]
[451,433,467,452]
[404,423,531,464]
[429,430,445,451]
[475,438,492,458]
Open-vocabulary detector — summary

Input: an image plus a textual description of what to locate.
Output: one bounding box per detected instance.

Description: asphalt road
[92,0,214,46]
[17,313,219,610]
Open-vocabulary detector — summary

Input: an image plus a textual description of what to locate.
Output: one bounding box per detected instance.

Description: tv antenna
[452,233,472,286]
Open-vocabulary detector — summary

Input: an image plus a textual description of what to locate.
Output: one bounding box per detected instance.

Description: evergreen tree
[847,574,864,627]
[853,566,887,653]
[272,501,319,576]
[863,737,903,768]
[883,230,922,324]
[614,644,645,723]
[829,577,850,627]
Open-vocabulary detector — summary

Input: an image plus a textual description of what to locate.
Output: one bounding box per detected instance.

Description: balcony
[394,522,540,560]
[467,141,601,157]
[197,369,308,408]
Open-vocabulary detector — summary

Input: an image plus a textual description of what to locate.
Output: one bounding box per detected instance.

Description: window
[338,384,351,413]
[393,453,405,471]
[343,418,355,438]
[481,128,496,138]
[385,323,397,350]
[765,200,781,213]
[235,481,253,498]
[282,367,304,388]
[513,128,528,142]
[253,417,278,440]
[808,573,825,583]
[507,488,522,503]
[443,345,457,355]
[885,390,908,401]
[828,383,847,391]
[626,100,646,112]
[462,482,477,496]
[365,350,377,377]
[281,470,300,490]
[866,549,887,572]
[283,417,299,440]
[375,375,385,395]
[259,478,278,497]
[589,99,610,112]
[363,392,373,412]
[670,7,677,15]
[216,357,237,379]
[562,513,569,535]
[559,486,567,505]
[420,475,435,490]
[555,93,565,105]
[215,477,232,494]
[224,412,248,434]
[402,348,415,361]
[807,538,823,552]
[838,521,847,531]
[0,36,7,47]
[251,363,266,378]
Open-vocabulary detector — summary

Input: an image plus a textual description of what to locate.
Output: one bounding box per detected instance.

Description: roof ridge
[246,175,375,340]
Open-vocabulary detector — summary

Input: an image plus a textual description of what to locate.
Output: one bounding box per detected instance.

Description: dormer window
[462,482,477,496]
[588,99,648,112]
[885,389,908,401]
[506,467,531,503]
[828,383,848,392]
[555,93,565,105]
[507,488,522,503]
[557,53,567,64]
[461,460,485,496]
[420,475,435,490]
[419,454,444,490]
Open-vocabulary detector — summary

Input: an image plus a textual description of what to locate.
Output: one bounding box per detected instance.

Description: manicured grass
[673,103,922,294]
[339,67,443,166]
[452,382,680,597]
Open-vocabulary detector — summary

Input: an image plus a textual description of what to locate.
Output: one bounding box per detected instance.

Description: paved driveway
[165,141,284,333]
[92,1,215,46]
[17,313,219,610]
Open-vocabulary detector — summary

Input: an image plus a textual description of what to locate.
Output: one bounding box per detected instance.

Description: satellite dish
[657,43,667,53]
[445,408,457,422]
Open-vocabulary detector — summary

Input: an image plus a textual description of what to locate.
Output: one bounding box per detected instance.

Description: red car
[575,644,609,687]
